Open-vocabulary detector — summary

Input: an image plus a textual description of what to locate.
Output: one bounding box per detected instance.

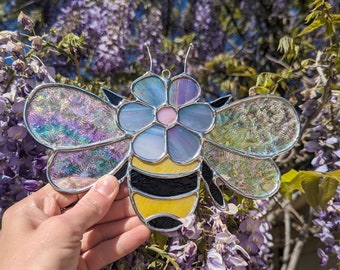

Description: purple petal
[132,125,166,162]
[167,125,201,163]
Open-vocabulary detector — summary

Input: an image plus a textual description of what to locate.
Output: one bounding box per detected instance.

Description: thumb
[63,175,119,232]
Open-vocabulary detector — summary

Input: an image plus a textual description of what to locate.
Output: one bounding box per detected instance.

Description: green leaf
[297,171,323,192]
[280,170,340,210]
[278,36,293,54]
[301,59,310,68]
[301,174,320,210]
[324,170,340,181]
[249,86,270,95]
[320,177,339,209]
[281,169,299,183]
[333,14,340,24]
[280,169,301,198]
[298,18,325,36]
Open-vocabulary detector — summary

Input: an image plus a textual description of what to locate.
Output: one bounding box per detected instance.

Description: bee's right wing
[202,95,300,200]
[24,83,130,193]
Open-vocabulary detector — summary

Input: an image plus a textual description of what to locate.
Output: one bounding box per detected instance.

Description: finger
[81,216,143,252]
[82,224,151,269]
[61,175,119,232]
[115,181,129,200]
[77,179,128,202]
[56,181,130,217]
[23,184,79,215]
[98,196,136,224]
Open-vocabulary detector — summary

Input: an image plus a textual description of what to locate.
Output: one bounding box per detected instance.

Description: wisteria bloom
[169,237,198,269]
[117,73,214,163]
[206,248,226,270]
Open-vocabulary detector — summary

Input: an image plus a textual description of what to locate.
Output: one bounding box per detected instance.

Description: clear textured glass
[132,76,166,107]
[206,96,300,157]
[167,125,201,163]
[178,104,214,132]
[118,103,154,132]
[133,125,166,161]
[203,140,280,198]
[49,139,130,191]
[169,77,200,107]
[25,85,123,148]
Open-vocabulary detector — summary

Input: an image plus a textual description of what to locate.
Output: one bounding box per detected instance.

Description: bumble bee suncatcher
[23,44,300,232]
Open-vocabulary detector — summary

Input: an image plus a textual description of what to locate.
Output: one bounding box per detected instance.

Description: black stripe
[202,161,225,207]
[114,161,128,180]
[130,170,198,196]
[148,216,182,229]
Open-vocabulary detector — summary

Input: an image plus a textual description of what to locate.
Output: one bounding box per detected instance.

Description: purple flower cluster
[236,214,273,269]
[163,197,274,269]
[50,0,163,79]
[193,0,225,58]
[302,91,340,172]
[0,17,56,218]
[312,189,340,267]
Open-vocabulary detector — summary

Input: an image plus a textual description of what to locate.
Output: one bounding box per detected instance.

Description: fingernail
[95,175,117,196]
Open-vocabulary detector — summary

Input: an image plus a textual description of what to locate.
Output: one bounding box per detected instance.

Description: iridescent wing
[206,95,300,157]
[24,83,130,193]
[202,140,281,199]
[204,95,300,199]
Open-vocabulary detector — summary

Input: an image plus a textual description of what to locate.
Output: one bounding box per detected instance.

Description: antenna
[144,42,153,72]
[184,43,193,73]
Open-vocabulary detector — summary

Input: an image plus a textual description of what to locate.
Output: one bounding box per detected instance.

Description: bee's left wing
[203,95,300,199]
[24,83,130,193]
[206,95,300,157]
[202,140,281,199]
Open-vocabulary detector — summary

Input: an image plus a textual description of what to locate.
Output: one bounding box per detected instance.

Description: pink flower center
[157,106,177,125]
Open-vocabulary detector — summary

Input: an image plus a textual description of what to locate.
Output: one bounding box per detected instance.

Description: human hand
[0,175,151,270]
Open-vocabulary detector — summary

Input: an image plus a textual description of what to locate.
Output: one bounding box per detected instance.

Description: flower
[168,237,197,269]
[28,36,43,51]
[206,248,226,270]
[317,248,329,267]
[179,214,203,240]
[117,73,215,163]
[17,11,35,32]
[23,179,44,192]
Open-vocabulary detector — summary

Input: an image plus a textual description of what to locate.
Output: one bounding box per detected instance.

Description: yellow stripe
[133,193,197,218]
[132,156,198,175]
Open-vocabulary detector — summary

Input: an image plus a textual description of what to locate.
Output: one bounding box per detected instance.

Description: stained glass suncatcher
[24,45,300,231]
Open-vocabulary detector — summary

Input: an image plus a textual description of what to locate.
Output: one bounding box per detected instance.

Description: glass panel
[25,84,123,148]
[179,104,214,132]
[157,106,177,125]
[203,140,280,198]
[132,76,166,107]
[131,156,199,175]
[133,125,166,161]
[132,192,198,219]
[130,170,198,196]
[48,139,130,192]
[206,96,300,157]
[118,103,154,132]
[169,77,200,107]
[168,125,201,163]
